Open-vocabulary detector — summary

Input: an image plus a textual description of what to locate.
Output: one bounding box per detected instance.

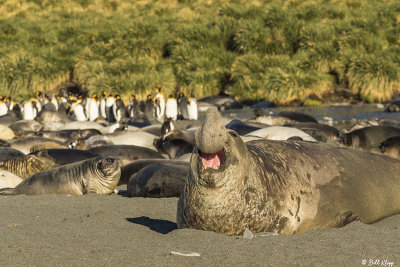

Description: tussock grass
[0,0,399,104]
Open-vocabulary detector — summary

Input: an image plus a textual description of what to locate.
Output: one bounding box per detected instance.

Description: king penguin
[165,95,178,121]
[187,97,198,120]
[112,94,128,122]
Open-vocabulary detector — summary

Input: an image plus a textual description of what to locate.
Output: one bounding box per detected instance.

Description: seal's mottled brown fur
[177,108,400,235]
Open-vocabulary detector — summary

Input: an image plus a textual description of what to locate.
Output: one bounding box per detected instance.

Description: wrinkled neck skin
[85,159,120,194]
[178,129,276,235]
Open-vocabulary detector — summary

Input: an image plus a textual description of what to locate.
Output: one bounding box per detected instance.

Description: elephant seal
[153,129,196,159]
[88,145,164,167]
[120,159,189,185]
[0,150,61,179]
[30,142,67,152]
[379,136,400,159]
[0,147,24,161]
[127,163,189,197]
[284,122,340,142]
[28,149,98,165]
[278,111,318,123]
[0,125,15,140]
[8,120,42,136]
[384,99,400,112]
[225,120,262,136]
[35,110,72,124]
[39,129,102,143]
[245,126,318,142]
[9,137,66,154]
[106,131,157,150]
[177,108,400,235]
[340,125,400,151]
[0,156,120,195]
[0,170,23,189]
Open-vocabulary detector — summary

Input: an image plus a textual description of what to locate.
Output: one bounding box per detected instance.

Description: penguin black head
[102,91,107,97]
[147,95,152,100]
[131,94,136,100]
[155,87,162,93]
[178,92,185,98]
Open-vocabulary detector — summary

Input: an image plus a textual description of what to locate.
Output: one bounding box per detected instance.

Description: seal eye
[228,131,239,138]
[106,158,114,163]
[97,162,103,169]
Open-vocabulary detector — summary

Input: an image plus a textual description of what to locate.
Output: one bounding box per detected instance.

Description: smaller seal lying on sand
[0,156,120,195]
[340,125,400,151]
[0,170,23,189]
[127,163,189,198]
[0,150,61,179]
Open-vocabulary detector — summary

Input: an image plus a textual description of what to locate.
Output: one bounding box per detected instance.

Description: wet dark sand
[1,188,399,266]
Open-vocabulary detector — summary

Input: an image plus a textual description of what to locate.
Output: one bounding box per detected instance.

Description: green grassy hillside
[0,0,399,104]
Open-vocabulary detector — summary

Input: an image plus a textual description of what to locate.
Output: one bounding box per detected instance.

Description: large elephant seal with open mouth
[177,108,400,235]
[0,156,120,195]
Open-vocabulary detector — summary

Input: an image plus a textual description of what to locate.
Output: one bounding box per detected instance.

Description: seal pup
[88,145,164,167]
[340,125,400,151]
[8,120,42,136]
[35,110,72,124]
[379,136,400,159]
[384,98,400,112]
[9,137,66,154]
[278,111,318,123]
[153,129,196,159]
[0,150,60,179]
[0,156,120,195]
[0,147,25,161]
[177,108,400,235]
[127,163,189,198]
[245,126,318,142]
[225,120,261,136]
[0,125,15,140]
[28,149,98,165]
[120,159,188,185]
[0,170,23,189]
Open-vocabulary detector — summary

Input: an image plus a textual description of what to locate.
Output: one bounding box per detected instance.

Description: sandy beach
[0,186,398,266]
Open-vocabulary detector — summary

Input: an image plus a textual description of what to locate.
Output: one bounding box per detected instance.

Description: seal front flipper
[336,211,360,227]
[0,187,17,195]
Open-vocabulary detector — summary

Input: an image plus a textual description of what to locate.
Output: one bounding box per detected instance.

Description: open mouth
[199,149,225,171]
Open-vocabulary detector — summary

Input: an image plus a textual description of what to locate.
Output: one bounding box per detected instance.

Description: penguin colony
[8,88,198,123]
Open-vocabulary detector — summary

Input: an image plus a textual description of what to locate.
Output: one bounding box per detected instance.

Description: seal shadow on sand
[126,216,178,234]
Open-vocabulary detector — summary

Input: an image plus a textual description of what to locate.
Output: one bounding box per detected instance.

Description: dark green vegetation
[0,0,399,104]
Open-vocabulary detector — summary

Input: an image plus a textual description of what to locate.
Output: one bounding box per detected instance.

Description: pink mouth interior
[199,149,225,170]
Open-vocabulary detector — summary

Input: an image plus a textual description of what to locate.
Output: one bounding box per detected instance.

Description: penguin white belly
[0,103,8,116]
[187,99,198,120]
[23,103,35,120]
[73,104,87,121]
[88,100,99,121]
[99,99,107,119]
[165,99,178,120]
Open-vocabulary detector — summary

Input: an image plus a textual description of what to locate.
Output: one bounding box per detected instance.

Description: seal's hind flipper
[0,188,17,195]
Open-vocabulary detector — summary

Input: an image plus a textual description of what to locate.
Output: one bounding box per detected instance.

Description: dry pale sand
[1,186,399,267]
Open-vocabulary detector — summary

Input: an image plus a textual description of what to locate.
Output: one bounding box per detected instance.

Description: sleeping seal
[127,163,189,198]
[340,125,400,151]
[0,170,23,189]
[177,108,400,235]
[0,150,60,179]
[379,136,400,159]
[0,156,120,195]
